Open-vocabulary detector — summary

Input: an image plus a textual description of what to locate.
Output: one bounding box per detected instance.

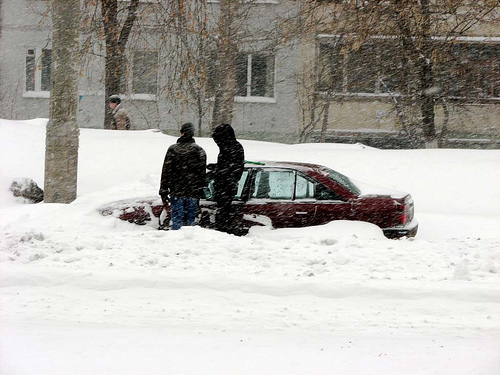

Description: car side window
[204,179,215,200]
[316,182,344,201]
[251,170,270,198]
[204,170,249,201]
[235,170,249,200]
[251,170,294,200]
[295,174,315,199]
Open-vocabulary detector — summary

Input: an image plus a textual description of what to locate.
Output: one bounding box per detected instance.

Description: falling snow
[0,119,499,374]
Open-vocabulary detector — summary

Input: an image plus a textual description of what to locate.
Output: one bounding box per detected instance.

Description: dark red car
[99,161,418,239]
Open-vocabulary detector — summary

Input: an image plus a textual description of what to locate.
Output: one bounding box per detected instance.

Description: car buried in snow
[99,161,418,239]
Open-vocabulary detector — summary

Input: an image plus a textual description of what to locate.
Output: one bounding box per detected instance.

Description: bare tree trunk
[438,97,450,148]
[102,0,122,129]
[390,0,436,147]
[320,99,330,143]
[44,0,80,203]
[419,56,436,144]
[211,0,238,130]
[197,93,203,136]
[0,0,3,39]
[419,0,436,146]
[101,0,139,129]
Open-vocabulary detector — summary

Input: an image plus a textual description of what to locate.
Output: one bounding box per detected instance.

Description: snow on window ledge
[23,91,50,99]
[317,91,500,102]
[118,0,158,3]
[207,0,279,4]
[234,96,277,104]
[129,94,158,101]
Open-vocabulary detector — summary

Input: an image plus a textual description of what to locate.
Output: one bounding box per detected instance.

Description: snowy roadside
[1,119,499,374]
[1,221,499,339]
[2,322,498,375]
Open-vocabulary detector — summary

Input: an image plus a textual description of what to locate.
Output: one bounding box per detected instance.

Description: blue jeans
[170,197,198,230]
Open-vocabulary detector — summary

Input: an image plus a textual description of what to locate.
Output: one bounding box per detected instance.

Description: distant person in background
[209,123,245,234]
[108,95,130,130]
[159,122,207,230]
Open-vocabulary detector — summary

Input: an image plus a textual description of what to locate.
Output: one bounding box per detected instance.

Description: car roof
[244,161,324,172]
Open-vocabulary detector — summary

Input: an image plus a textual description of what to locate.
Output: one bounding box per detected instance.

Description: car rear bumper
[382,220,418,239]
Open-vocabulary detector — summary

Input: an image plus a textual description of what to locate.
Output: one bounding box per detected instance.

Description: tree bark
[101,0,139,129]
[211,0,238,131]
[419,0,436,145]
[419,55,436,143]
[320,99,330,143]
[390,0,436,145]
[44,0,81,203]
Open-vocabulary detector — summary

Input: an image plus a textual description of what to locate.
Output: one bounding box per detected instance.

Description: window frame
[235,52,276,103]
[129,49,159,100]
[317,36,406,97]
[207,0,279,4]
[248,168,331,202]
[294,172,316,201]
[440,42,500,101]
[24,47,52,98]
[249,168,295,200]
[204,169,250,202]
[317,35,500,102]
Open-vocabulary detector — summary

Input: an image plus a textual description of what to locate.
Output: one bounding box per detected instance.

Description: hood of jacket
[212,123,237,148]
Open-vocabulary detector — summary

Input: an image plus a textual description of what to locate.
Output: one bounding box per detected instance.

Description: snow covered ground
[0,118,499,374]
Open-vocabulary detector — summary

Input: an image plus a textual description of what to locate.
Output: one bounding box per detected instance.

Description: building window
[318,37,500,101]
[442,43,500,100]
[236,53,275,98]
[41,49,52,92]
[314,0,343,4]
[25,48,52,92]
[26,49,36,92]
[132,50,158,95]
[318,38,404,95]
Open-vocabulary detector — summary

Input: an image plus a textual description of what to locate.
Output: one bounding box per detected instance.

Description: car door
[309,177,353,225]
[243,168,316,228]
[198,170,250,228]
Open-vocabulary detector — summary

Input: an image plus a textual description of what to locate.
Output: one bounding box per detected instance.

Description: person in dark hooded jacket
[159,122,206,230]
[209,123,245,233]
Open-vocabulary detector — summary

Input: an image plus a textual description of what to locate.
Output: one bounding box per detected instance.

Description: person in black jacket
[209,123,245,233]
[159,123,206,230]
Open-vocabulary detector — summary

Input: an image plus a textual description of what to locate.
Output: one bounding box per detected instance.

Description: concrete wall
[296,32,500,144]
[0,0,301,143]
[3,1,496,145]
[320,100,500,138]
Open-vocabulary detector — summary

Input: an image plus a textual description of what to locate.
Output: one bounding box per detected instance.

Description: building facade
[0,0,301,143]
[0,0,498,146]
[297,1,500,148]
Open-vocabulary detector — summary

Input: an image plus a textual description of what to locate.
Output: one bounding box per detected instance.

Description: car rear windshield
[320,167,361,196]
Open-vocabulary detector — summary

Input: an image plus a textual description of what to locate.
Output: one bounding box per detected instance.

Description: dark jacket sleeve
[223,141,244,185]
[196,148,207,198]
[159,147,174,196]
[232,142,245,182]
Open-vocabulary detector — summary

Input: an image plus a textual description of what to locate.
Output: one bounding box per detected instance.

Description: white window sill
[23,91,50,99]
[118,0,157,3]
[129,94,158,101]
[234,96,276,104]
[317,91,500,102]
[208,0,279,3]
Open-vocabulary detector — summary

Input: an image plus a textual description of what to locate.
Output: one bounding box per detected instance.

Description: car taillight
[396,195,414,226]
[401,196,414,225]
[399,209,407,225]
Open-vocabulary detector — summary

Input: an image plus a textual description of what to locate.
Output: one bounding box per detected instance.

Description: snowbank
[0,119,499,374]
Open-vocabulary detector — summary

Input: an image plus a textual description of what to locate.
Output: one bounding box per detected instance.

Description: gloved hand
[160,194,169,207]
